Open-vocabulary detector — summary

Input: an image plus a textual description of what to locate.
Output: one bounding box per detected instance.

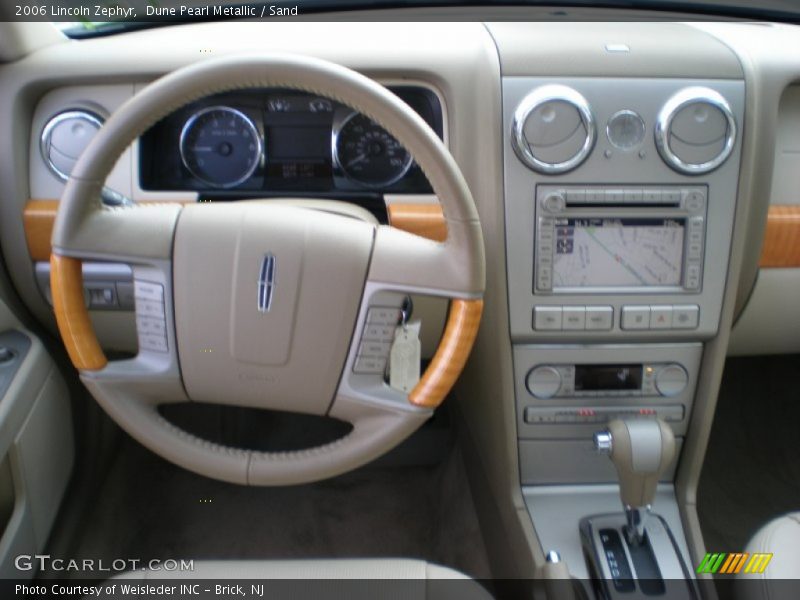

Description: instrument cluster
[138,86,442,197]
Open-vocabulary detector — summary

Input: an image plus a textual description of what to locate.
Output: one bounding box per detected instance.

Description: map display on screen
[552,218,685,288]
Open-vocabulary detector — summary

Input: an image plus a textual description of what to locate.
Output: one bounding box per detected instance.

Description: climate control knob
[526,366,562,399]
[654,364,688,397]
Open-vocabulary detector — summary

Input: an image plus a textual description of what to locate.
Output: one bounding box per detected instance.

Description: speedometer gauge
[179,106,262,188]
[333,112,412,187]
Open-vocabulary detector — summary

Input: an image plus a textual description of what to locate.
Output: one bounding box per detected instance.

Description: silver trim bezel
[40,109,105,181]
[606,109,646,151]
[178,105,263,189]
[331,110,413,188]
[511,84,596,175]
[654,86,737,175]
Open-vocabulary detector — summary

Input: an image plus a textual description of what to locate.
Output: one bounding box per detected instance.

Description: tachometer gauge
[333,112,412,187]
[179,106,262,188]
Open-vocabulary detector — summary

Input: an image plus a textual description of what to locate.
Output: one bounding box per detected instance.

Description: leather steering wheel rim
[50,53,485,485]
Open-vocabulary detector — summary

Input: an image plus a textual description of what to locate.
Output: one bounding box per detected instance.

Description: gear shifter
[580,418,695,599]
[594,418,676,545]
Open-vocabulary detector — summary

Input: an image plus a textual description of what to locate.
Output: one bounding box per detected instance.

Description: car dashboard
[0,15,798,586]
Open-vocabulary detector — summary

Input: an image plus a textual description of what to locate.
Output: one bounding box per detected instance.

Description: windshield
[36,0,800,38]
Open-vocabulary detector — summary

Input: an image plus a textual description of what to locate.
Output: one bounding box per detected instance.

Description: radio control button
[586,189,604,203]
[534,306,562,330]
[683,189,706,211]
[672,305,700,329]
[621,306,651,330]
[688,216,705,231]
[526,366,562,399]
[643,189,662,203]
[542,192,566,212]
[605,189,624,204]
[655,364,688,397]
[624,189,643,203]
[562,306,586,330]
[566,189,586,203]
[685,264,702,290]
[585,306,613,330]
[687,241,703,260]
[650,305,673,329]
[662,189,682,203]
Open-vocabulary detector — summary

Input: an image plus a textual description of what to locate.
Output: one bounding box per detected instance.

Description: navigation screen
[552,218,684,288]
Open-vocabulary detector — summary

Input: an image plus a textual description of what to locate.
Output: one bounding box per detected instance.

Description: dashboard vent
[655,87,736,175]
[511,84,596,174]
[40,109,104,181]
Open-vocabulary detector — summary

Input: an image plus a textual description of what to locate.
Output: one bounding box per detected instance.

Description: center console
[501,75,744,591]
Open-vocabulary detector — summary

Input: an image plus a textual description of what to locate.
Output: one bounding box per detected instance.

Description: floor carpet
[697,354,800,552]
[67,433,491,580]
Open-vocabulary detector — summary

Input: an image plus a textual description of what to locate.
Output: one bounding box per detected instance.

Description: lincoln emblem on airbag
[257,254,276,313]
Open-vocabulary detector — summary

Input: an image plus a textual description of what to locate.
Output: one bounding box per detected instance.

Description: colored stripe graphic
[744,553,773,574]
[697,553,723,574]
[697,552,773,574]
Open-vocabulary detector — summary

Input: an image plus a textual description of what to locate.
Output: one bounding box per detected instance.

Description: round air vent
[511,85,596,174]
[655,87,736,175]
[40,109,104,180]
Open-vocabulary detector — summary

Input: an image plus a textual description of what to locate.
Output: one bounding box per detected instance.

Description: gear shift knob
[594,418,676,544]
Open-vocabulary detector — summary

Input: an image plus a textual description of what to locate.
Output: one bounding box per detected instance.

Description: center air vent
[655,87,736,175]
[511,85,596,174]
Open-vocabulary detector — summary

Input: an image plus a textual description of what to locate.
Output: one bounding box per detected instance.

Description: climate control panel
[525,362,689,399]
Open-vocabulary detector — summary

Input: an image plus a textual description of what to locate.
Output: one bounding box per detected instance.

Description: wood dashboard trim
[387,202,448,242]
[759,205,800,268]
[27,202,797,267]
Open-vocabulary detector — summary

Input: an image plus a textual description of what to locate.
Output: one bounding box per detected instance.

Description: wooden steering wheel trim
[50,253,107,371]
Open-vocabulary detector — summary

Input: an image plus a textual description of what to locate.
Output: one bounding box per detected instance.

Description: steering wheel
[50,54,485,486]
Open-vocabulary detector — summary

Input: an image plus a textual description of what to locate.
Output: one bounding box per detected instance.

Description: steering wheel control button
[354,356,387,374]
[585,306,614,331]
[526,366,562,399]
[672,305,700,329]
[136,316,167,336]
[359,341,391,357]
[362,324,395,342]
[136,299,165,319]
[366,307,402,325]
[354,305,404,374]
[134,281,167,353]
[139,334,168,353]
[654,364,689,397]
[621,306,651,330]
[134,281,164,302]
[534,306,563,331]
